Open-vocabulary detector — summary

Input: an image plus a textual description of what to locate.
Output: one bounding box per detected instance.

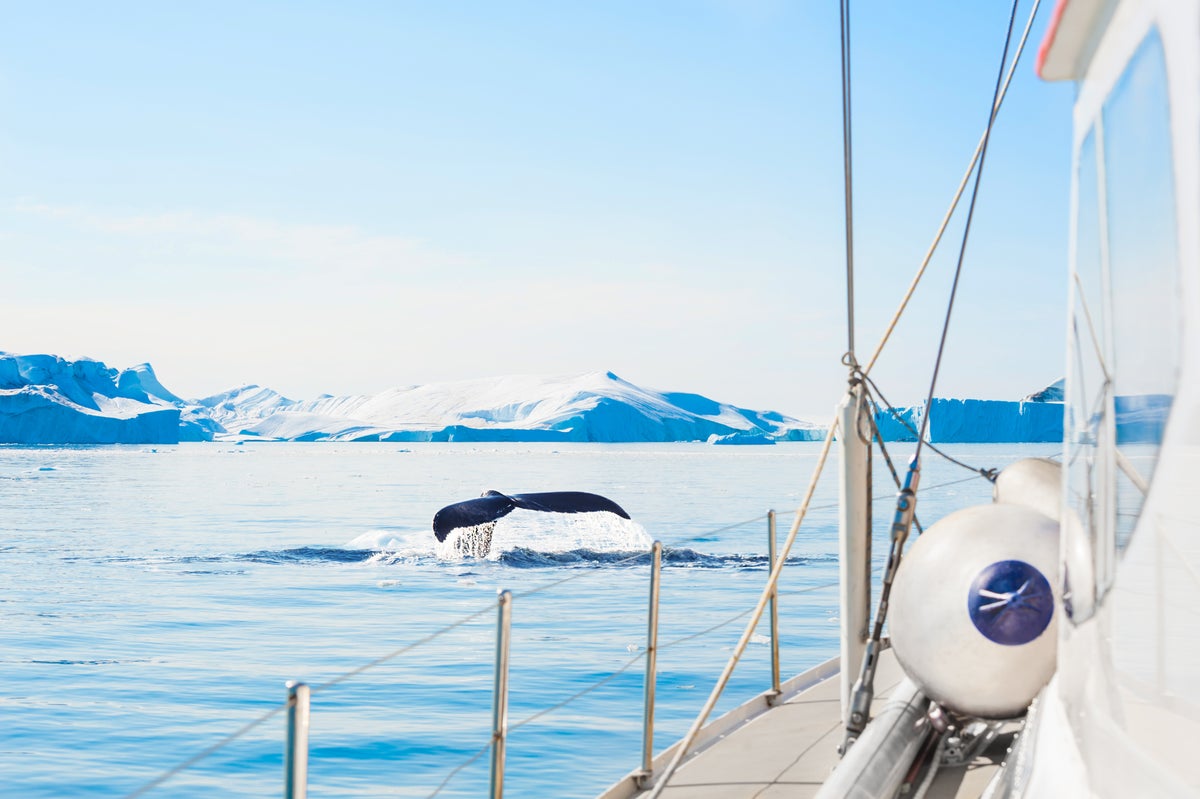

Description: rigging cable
[840,0,856,359]
[858,382,924,534]
[863,373,998,482]
[914,0,1021,458]
[860,0,1044,377]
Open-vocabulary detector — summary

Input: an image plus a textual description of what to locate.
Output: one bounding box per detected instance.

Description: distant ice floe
[707,430,776,445]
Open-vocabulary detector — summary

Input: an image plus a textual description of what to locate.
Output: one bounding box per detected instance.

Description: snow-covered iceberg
[17,353,1135,446]
[0,353,180,444]
[1023,378,1064,403]
[0,356,823,445]
[196,371,824,443]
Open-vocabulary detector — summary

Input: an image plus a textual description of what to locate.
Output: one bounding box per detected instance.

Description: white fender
[993,457,1062,521]
[890,503,1060,718]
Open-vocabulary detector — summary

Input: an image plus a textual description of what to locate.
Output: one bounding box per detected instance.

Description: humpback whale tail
[432,490,632,556]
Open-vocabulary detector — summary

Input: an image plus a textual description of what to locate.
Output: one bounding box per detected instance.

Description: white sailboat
[603,0,1200,795]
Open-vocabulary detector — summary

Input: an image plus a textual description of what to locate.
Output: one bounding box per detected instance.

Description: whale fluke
[432,490,631,543]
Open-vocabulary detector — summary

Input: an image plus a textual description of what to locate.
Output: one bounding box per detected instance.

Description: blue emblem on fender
[967,560,1053,646]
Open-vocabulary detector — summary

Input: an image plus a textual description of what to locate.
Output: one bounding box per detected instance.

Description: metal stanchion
[637,541,664,787]
[284,681,310,799]
[768,510,782,704]
[490,590,513,799]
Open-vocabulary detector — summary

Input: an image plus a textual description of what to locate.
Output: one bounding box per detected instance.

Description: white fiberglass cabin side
[1035,0,1200,795]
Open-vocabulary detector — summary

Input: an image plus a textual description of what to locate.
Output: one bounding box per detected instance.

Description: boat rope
[840,0,857,359]
[860,0,1044,378]
[646,415,841,798]
[915,0,1020,456]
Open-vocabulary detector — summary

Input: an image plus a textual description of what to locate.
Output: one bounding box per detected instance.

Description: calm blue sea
[0,441,1056,797]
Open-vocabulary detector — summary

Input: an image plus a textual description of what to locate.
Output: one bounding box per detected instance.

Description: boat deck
[605,650,1014,798]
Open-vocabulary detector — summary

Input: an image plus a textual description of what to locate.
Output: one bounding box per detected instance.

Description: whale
[432,490,631,556]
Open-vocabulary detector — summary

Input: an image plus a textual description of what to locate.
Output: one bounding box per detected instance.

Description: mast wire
[840,0,856,358]
[863,373,998,482]
[860,0,1044,377]
[915,0,1021,458]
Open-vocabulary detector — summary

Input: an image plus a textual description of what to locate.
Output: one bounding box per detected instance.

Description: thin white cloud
[11,200,466,279]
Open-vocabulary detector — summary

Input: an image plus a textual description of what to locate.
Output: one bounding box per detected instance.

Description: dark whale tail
[432,490,631,542]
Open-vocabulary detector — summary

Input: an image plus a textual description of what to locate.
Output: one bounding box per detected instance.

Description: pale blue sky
[1,1,1071,418]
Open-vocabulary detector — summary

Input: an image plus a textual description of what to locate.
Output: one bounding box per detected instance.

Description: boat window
[1066,125,1108,615]
[1065,29,1178,616]
[1102,29,1179,551]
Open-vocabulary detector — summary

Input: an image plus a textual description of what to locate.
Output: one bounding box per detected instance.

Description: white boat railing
[121,507,828,799]
[119,464,1008,799]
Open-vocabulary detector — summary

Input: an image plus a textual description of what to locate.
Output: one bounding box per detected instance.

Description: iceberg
[876,398,1064,443]
[873,380,1067,443]
[0,356,824,445]
[0,353,180,444]
[18,354,1156,447]
[873,379,1173,445]
[1024,378,1064,403]
[197,371,825,443]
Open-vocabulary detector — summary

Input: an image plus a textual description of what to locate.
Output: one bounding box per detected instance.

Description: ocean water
[0,441,1057,797]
